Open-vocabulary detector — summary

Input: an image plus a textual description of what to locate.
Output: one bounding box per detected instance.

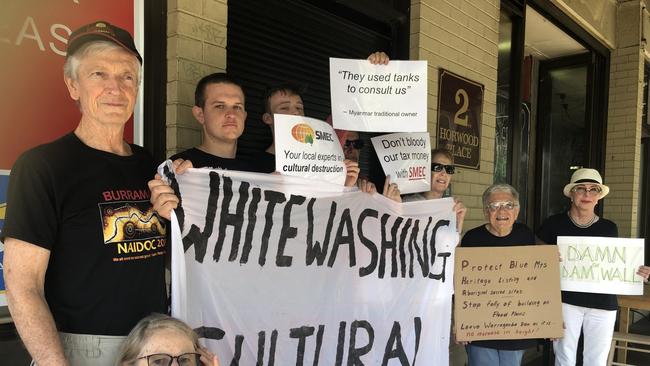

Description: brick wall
[166,0,228,157]
[603,1,644,237]
[410,0,500,233]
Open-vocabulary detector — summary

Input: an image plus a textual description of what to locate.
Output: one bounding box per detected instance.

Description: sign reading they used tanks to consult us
[436,69,483,169]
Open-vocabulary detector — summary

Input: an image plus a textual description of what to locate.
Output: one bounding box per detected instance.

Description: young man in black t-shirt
[171,73,262,172]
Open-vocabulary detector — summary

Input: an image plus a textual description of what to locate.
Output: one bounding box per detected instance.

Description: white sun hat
[563,168,609,199]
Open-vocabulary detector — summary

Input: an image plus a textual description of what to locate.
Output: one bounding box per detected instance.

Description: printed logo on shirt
[99,192,166,262]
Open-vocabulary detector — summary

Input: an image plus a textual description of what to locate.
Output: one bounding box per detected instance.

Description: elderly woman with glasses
[116,313,218,366]
[459,183,537,365]
[403,148,467,231]
[537,168,650,366]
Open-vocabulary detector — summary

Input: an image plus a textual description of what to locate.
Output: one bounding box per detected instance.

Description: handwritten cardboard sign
[370,132,430,194]
[274,114,346,186]
[454,245,563,342]
[329,58,427,132]
[557,236,645,295]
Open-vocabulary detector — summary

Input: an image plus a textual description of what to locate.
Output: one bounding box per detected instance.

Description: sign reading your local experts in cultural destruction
[274,114,347,186]
[329,58,427,132]
[436,69,483,169]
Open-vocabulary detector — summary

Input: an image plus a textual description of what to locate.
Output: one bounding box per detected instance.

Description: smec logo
[291,123,335,145]
[291,123,315,144]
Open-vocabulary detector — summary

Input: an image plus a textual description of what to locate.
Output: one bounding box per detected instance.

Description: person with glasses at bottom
[117,313,219,366]
[537,168,650,366]
[402,148,467,232]
[460,183,538,365]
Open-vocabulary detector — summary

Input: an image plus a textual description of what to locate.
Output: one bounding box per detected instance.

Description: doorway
[518,5,609,229]
[536,53,591,226]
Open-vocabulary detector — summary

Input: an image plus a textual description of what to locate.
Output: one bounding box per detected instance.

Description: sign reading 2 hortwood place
[436,69,483,169]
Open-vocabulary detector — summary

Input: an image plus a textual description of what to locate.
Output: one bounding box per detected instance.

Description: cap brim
[67,33,142,64]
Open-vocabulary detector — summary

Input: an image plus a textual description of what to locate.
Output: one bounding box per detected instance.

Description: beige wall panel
[166,0,228,157]
[411,0,500,236]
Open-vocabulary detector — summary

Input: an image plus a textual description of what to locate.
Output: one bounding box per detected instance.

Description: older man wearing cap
[2,21,169,366]
[538,168,650,366]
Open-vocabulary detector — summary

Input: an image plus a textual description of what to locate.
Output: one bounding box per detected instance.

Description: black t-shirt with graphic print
[2,133,167,336]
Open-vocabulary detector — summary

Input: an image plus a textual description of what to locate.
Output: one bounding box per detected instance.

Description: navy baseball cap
[66,21,142,64]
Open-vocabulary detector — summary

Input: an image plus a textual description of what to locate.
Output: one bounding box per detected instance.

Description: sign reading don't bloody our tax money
[329,58,427,132]
[371,132,431,194]
[274,114,346,186]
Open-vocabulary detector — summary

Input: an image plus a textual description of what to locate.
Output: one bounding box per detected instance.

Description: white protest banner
[160,162,457,365]
[371,132,431,194]
[329,58,427,132]
[557,236,645,295]
[274,114,346,186]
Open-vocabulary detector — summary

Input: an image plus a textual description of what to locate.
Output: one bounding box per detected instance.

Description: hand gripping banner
[160,162,457,365]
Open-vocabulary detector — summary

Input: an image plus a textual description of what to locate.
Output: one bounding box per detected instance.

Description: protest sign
[162,162,458,365]
[274,114,346,186]
[329,58,427,132]
[557,236,645,295]
[454,245,563,342]
[370,132,431,194]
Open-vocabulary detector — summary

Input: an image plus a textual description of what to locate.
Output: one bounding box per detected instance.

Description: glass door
[535,53,593,227]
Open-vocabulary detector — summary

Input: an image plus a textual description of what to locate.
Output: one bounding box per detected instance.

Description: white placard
[329,58,427,132]
[557,236,645,295]
[162,163,457,365]
[274,114,346,186]
[370,132,431,194]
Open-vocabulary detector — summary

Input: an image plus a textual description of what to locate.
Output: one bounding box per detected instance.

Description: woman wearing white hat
[537,168,650,366]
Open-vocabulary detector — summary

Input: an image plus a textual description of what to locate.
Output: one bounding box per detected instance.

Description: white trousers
[553,303,617,366]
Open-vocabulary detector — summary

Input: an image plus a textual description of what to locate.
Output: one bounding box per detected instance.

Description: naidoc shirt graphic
[99,189,167,262]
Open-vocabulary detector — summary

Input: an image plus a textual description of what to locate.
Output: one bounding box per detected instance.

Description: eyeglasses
[137,352,201,366]
[487,201,518,212]
[431,163,455,175]
[344,139,364,150]
[571,186,602,196]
